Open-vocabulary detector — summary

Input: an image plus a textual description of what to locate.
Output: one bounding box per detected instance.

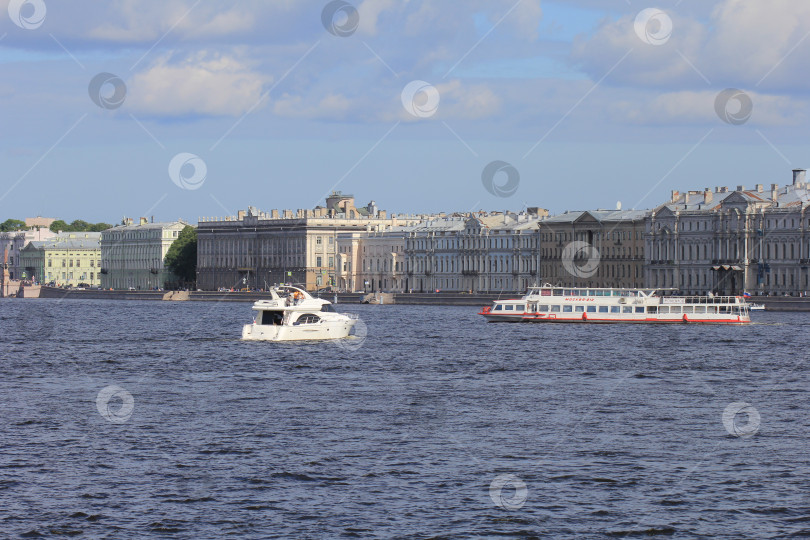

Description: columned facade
[646,172,810,296]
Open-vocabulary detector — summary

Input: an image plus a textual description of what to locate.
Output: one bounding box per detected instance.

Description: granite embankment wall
[36,287,505,306]
[31,286,810,310]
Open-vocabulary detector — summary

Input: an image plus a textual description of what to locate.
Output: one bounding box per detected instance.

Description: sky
[1,0,809,223]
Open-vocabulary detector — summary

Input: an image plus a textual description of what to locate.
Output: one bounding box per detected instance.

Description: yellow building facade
[19,232,102,287]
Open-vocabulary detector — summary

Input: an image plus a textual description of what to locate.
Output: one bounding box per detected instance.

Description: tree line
[0,218,113,232]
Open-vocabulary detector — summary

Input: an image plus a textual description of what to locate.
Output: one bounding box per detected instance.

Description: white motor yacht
[242,285,357,341]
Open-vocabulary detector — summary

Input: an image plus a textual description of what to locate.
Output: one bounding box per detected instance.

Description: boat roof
[527,285,672,294]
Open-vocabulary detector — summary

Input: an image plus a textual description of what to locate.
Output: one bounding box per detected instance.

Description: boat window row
[493,304,526,311]
[527,305,748,315]
[647,305,747,315]
[536,289,642,297]
[293,314,322,325]
[535,305,645,314]
[678,296,742,304]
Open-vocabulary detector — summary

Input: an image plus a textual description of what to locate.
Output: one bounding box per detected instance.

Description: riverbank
[24,286,810,311]
[34,286,507,306]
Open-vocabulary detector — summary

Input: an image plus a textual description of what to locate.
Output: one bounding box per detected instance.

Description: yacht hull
[242,319,356,341]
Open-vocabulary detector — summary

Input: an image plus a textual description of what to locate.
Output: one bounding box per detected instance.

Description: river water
[1,298,809,538]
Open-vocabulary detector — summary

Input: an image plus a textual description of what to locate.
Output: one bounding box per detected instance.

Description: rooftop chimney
[139,217,147,225]
[793,169,806,186]
[703,188,713,204]
[736,185,745,191]
[671,190,680,202]
[756,184,764,193]
[771,183,779,202]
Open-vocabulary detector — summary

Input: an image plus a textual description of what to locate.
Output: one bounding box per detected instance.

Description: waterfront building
[538,209,647,289]
[404,211,547,293]
[0,227,56,280]
[646,169,810,296]
[196,193,431,291]
[18,232,101,287]
[335,225,414,292]
[100,218,190,290]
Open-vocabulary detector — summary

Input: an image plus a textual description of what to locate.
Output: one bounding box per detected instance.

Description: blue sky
[1,0,809,223]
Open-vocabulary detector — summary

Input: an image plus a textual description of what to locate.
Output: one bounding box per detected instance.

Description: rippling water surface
[2,298,810,538]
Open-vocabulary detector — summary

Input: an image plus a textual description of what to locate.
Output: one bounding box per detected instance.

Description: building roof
[658,183,810,214]
[25,232,101,251]
[540,209,648,225]
[106,220,189,232]
[411,217,468,232]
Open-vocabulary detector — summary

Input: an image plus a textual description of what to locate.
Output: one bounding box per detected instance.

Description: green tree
[0,218,26,232]
[164,226,197,285]
[50,219,113,232]
[49,219,69,232]
[89,222,113,232]
[69,220,91,231]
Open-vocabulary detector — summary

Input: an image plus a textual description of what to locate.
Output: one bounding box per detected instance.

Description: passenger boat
[479,285,751,324]
[242,285,358,341]
[748,303,765,311]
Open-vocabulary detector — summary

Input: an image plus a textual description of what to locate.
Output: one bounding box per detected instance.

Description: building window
[317,256,322,267]
[316,237,322,245]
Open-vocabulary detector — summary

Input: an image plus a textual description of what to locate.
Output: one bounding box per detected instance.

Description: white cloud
[394,79,502,121]
[356,0,398,37]
[573,0,810,91]
[611,90,804,127]
[127,52,269,117]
